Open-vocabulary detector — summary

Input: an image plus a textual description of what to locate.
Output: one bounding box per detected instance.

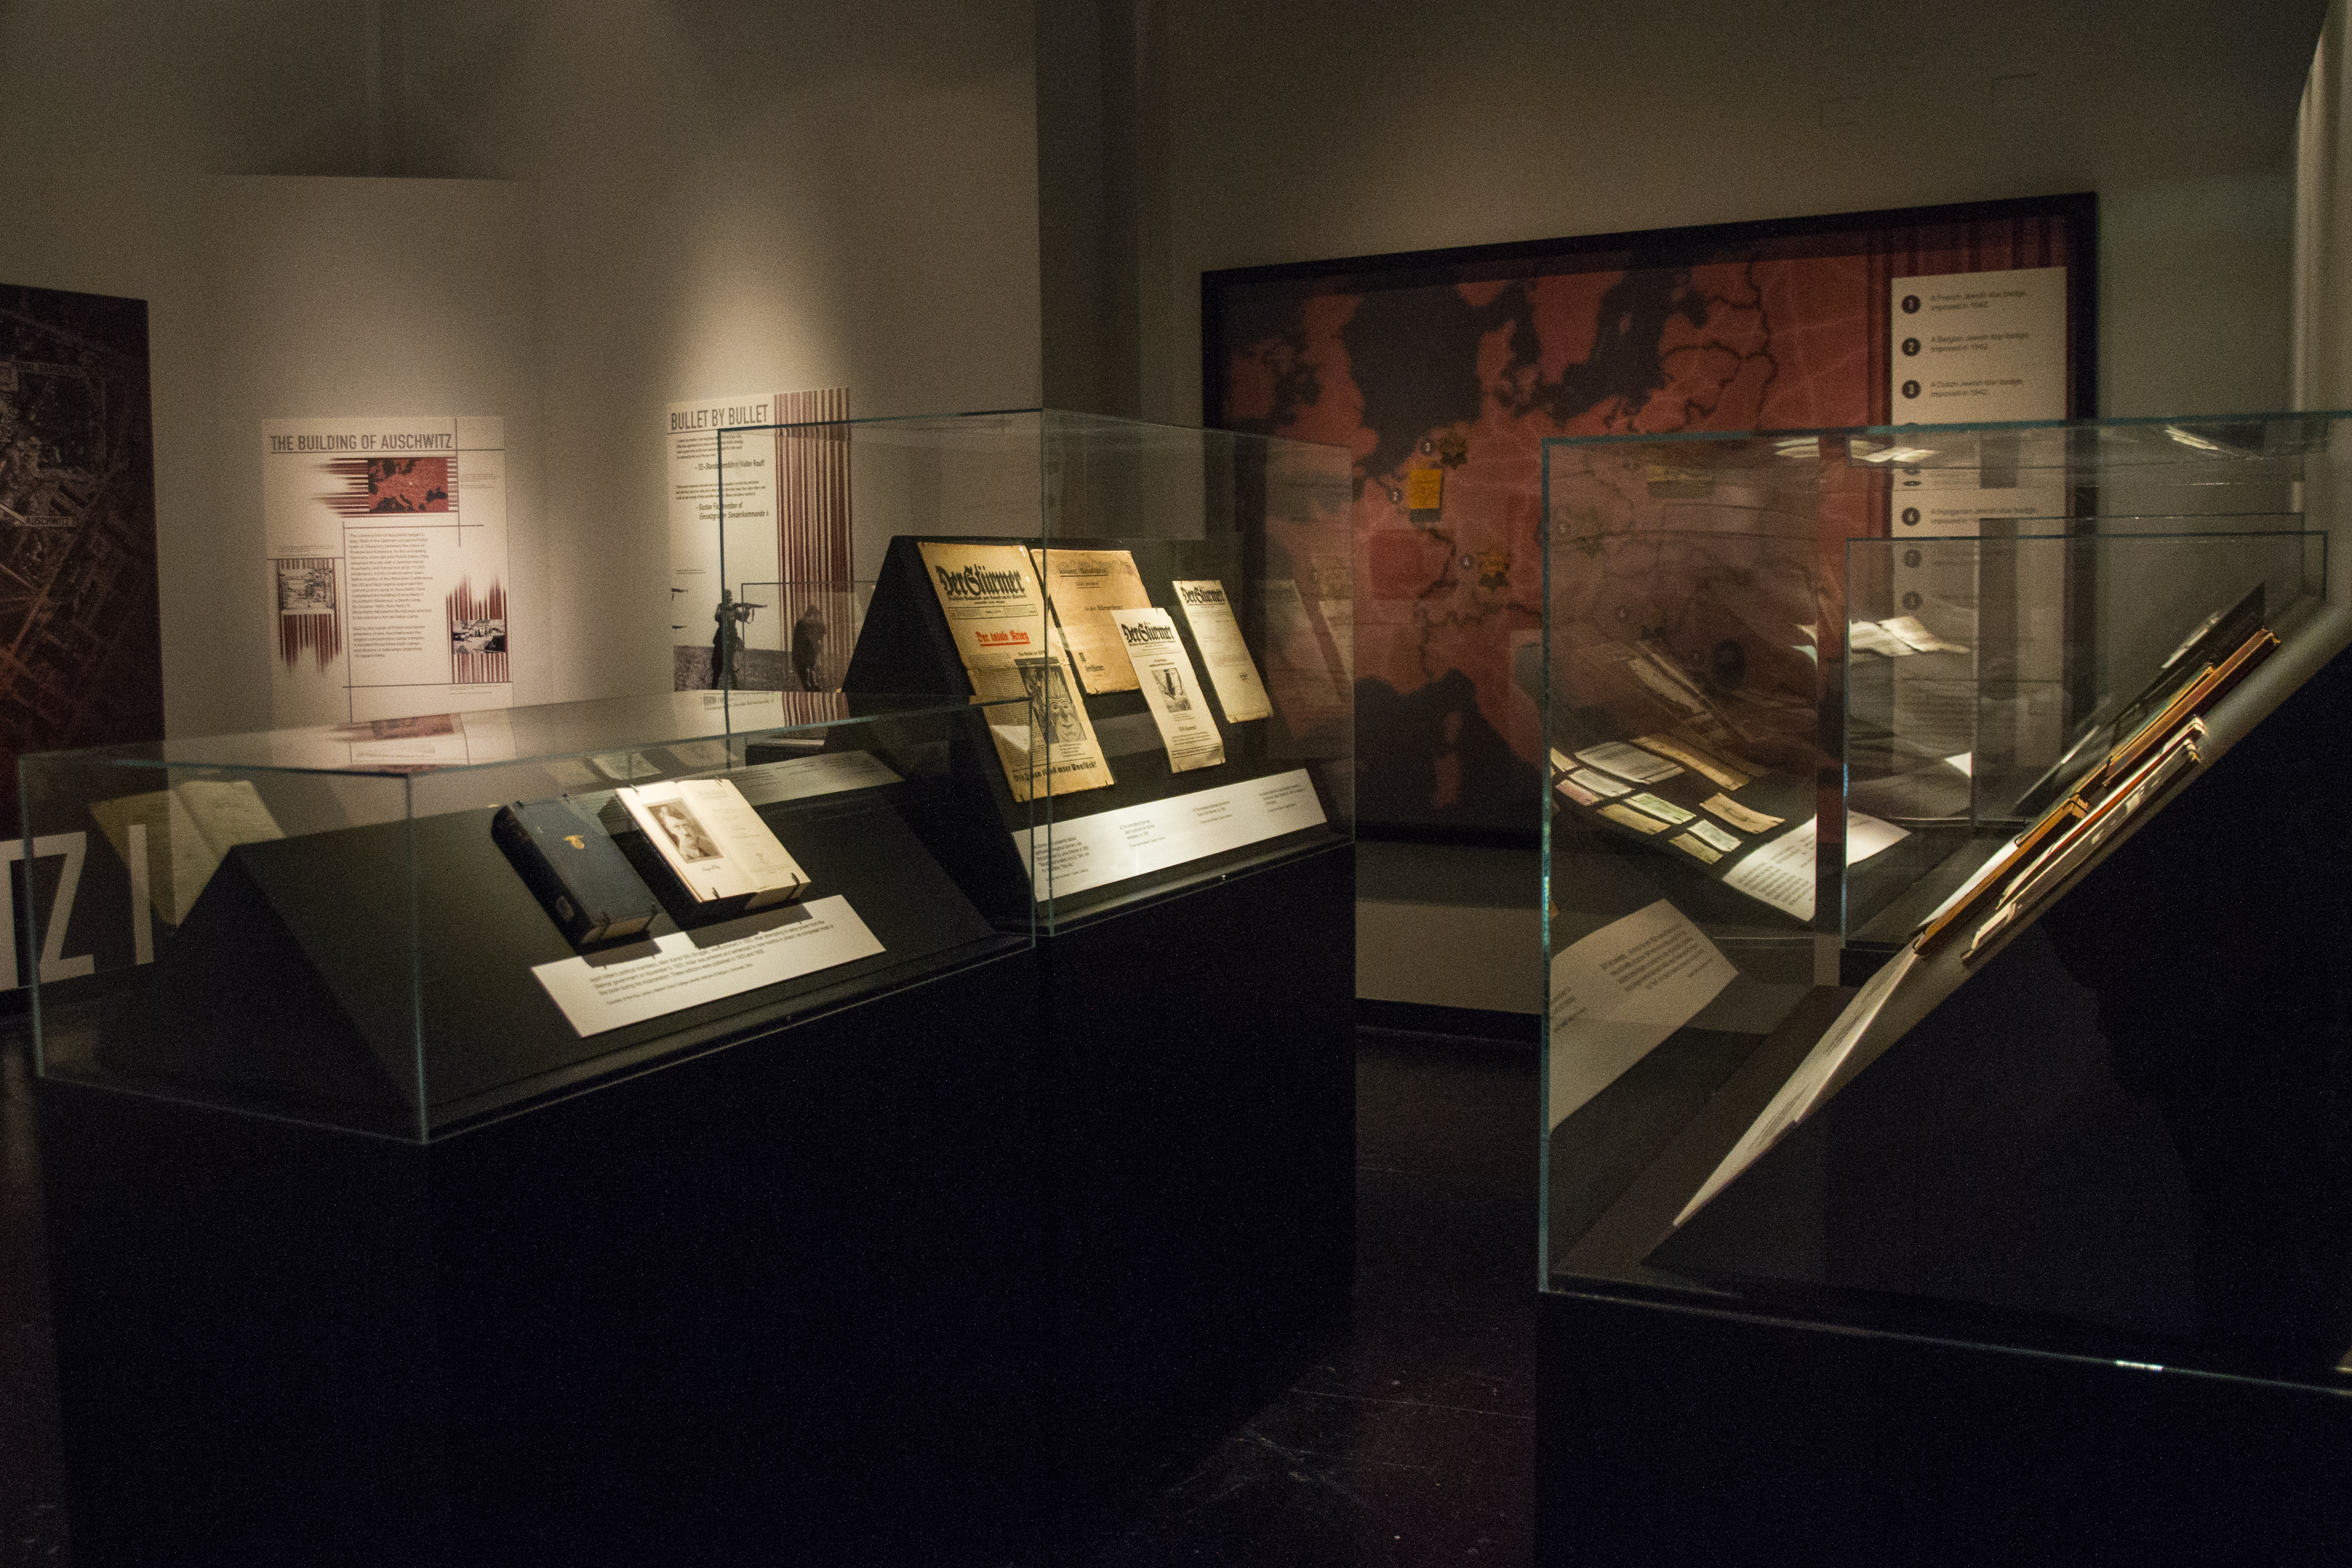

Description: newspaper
[1031,547,1151,694]
[88,779,287,926]
[1113,607,1226,773]
[918,542,1113,802]
[1171,579,1272,723]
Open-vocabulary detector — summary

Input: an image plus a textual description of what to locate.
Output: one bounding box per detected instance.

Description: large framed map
[0,282,165,991]
[1204,194,2095,840]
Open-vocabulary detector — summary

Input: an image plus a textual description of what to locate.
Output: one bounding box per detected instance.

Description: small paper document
[531,896,884,1036]
[1719,812,1909,921]
[1575,742,1684,784]
[1259,578,1349,736]
[1549,900,1737,1129]
[618,777,809,909]
[1171,580,1272,723]
[1113,607,1225,773]
[1031,548,1151,694]
[919,541,1113,802]
[1632,733,1750,792]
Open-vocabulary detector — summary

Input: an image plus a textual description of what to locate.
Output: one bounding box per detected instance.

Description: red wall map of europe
[1212,207,2081,837]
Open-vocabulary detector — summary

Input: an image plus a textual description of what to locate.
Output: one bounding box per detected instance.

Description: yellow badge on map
[1405,467,1443,512]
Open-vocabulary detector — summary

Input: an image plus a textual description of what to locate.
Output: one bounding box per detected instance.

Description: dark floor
[1065,1028,1537,1566]
[0,1025,1536,1568]
[2,1029,69,1568]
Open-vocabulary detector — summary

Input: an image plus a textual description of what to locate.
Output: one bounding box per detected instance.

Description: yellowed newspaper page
[1171,579,1272,723]
[1113,607,1226,773]
[1030,547,1150,694]
[918,541,1113,802]
[1260,577,1348,739]
[90,791,219,925]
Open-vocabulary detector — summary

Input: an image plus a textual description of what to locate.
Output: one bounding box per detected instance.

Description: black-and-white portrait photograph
[649,800,721,863]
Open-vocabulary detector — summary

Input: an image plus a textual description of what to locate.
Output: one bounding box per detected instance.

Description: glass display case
[1539,411,2352,1387]
[704,408,1358,927]
[23,689,1034,1140]
[26,416,1363,1568]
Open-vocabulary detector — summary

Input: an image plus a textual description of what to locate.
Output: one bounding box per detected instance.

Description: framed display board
[1203,194,2096,841]
[0,283,164,992]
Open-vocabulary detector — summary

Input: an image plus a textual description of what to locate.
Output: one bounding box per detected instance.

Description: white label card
[1719,812,1910,921]
[1889,267,2066,425]
[530,896,883,1037]
[1677,944,1922,1226]
[1015,767,1327,900]
[1549,899,1737,1128]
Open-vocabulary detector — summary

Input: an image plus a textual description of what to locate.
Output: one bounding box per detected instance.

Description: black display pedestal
[1039,842,1357,1497]
[40,845,1355,1567]
[1537,1286,2352,1567]
[42,949,1049,1568]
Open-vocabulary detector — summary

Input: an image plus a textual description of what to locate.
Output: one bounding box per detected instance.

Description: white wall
[0,0,2326,743]
[0,0,1043,733]
[2297,0,2352,413]
[1145,0,2326,424]
[474,2,1042,701]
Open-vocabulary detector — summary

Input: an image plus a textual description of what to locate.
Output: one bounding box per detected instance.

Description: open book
[616,777,809,913]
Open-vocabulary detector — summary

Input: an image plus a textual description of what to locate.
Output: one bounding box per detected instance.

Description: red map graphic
[323,456,452,516]
[1228,256,1874,832]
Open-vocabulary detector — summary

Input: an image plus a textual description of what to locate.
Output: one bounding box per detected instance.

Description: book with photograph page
[618,777,809,911]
